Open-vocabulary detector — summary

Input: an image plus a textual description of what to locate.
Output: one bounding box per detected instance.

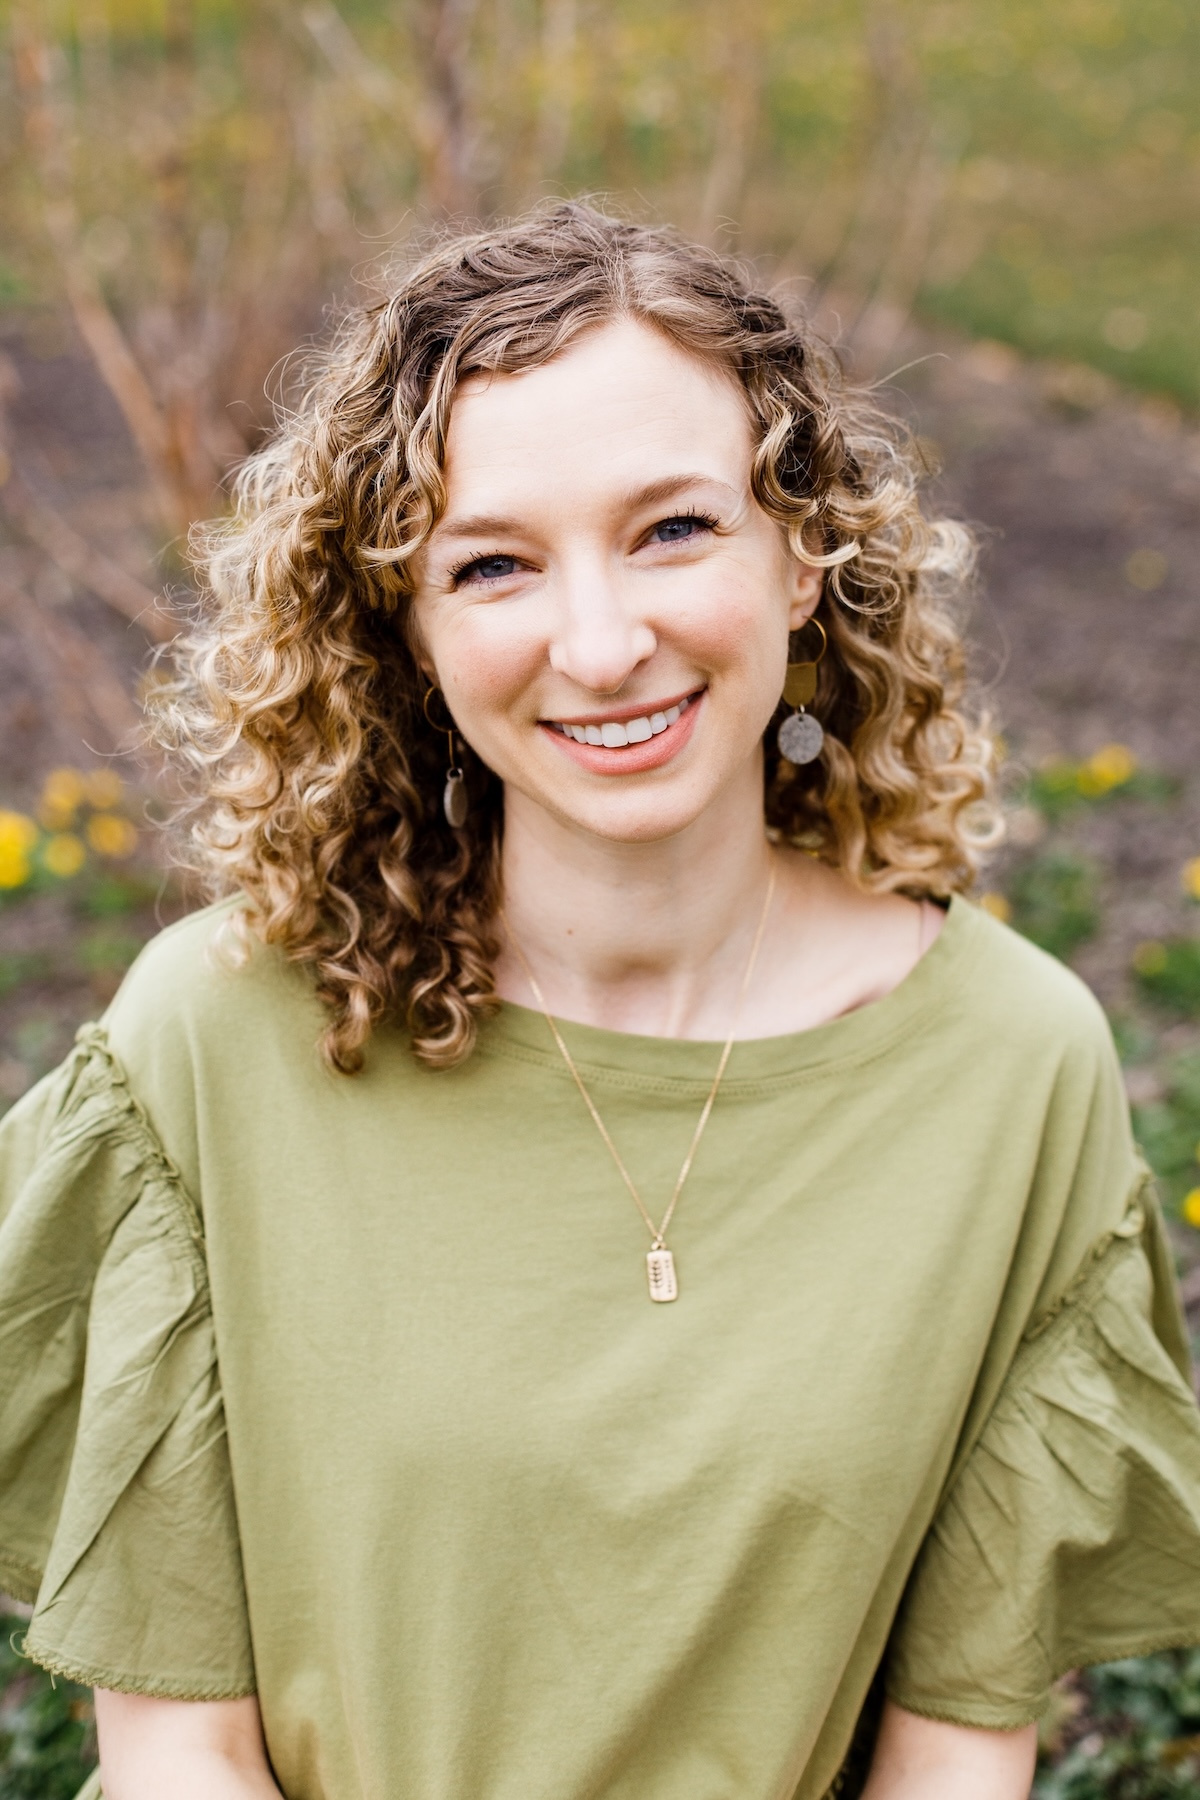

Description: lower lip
[540,692,705,775]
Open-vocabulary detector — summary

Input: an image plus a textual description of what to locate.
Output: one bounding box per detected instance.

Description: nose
[547,557,657,695]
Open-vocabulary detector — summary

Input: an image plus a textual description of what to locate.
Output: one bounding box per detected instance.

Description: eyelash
[652,511,719,541]
[447,551,511,587]
[447,511,720,587]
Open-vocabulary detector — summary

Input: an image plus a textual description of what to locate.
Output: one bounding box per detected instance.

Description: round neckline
[479,893,985,1094]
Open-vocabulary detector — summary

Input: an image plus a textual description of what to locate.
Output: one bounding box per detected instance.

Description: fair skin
[95,318,1036,1796]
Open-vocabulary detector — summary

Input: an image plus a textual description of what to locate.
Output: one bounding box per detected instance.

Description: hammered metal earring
[776,617,828,765]
[423,686,468,827]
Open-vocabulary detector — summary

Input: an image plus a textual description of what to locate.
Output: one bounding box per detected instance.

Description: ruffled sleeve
[0,1027,255,1698]
[887,1183,1200,1729]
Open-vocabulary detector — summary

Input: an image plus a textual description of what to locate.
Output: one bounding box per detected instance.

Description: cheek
[431,605,544,724]
[671,562,788,682]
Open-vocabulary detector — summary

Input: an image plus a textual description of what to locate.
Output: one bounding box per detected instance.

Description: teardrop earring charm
[776,618,828,766]
[423,685,470,828]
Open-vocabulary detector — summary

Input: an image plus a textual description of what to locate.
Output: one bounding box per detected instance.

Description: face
[410,317,821,845]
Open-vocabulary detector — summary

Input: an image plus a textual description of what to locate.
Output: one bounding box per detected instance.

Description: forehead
[442,318,753,501]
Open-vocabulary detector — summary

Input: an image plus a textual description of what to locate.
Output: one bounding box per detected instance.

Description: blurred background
[0,1,1199,1794]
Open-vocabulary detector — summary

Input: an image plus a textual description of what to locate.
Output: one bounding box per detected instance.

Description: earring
[423,686,468,827]
[776,617,828,765]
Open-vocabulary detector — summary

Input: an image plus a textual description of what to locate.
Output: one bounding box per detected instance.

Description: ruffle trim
[67,1023,204,1249]
[887,1197,1200,1726]
[0,1028,256,1694]
[20,1635,256,1702]
[1021,1171,1149,1346]
[890,1628,1200,1732]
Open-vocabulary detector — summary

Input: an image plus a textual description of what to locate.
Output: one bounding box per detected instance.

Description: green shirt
[2,895,1200,1800]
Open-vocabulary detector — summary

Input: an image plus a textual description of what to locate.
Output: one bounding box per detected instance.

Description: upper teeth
[556,698,688,747]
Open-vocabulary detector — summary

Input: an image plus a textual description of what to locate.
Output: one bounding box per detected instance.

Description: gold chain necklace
[502,864,777,1303]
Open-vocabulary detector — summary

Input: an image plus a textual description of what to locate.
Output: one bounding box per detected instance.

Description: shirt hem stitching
[21,1635,256,1700]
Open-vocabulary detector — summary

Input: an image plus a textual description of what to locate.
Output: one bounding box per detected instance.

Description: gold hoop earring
[777,616,827,766]
[423,685,468,828]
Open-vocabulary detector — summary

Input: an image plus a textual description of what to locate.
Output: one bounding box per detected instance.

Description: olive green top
[2,896,1200,1800]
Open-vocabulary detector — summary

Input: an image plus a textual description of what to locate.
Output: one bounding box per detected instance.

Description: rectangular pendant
[646,1246,678,1303]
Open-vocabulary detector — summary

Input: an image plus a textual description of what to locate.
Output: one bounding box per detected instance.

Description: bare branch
[11,24,186,536]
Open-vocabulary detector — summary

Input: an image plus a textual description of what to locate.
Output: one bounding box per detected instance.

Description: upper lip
[541,687,703,727]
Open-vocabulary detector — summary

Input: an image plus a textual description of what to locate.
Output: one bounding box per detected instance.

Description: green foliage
[80,872,162,921]
[1025,758,1177,824]
[0,1615,96,1800]
[0,954,50,1000]
[77,927,144,978]
[1130,1053,1200,1214]
[1008,848,1101,959]
[1135,942,1200,1021]
[1035,1653,1200,1800]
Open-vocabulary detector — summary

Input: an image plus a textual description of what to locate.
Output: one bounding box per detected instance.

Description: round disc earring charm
[776,617,828,766]
[778,710,825,764]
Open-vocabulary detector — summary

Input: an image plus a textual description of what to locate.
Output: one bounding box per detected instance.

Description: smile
[549,696,691,747]
[539,689,705,775]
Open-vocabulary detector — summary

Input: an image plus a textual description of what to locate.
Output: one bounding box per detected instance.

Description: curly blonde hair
[155,200,999,1072]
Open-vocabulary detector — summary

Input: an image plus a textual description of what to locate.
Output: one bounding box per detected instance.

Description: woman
[2,203,1199,1800]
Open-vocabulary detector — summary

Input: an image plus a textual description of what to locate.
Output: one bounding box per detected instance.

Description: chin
[545,790,716,844]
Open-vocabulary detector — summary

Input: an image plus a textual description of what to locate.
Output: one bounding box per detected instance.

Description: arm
[94,1691,284,1799]
[861,1701,1037,1800]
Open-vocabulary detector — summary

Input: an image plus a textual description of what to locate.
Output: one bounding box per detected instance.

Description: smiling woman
[157,204,996,1071]
[2,203,1200,1800]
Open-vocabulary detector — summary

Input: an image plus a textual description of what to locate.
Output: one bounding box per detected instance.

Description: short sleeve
[0,1027,255,1698]
[887,1184,1200,1729]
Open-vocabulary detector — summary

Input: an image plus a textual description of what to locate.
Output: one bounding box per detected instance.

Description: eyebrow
[431,473,736,547]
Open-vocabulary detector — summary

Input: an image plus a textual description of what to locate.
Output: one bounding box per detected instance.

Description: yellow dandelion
[979,892,1012,923]
[0,810,38,854]
[1078,743,1136,796]
[84,768,124,810]
[39,766,87,828]
[0,850,31,889]
[1183,857,1200,902]
[87,813,138,859]
[0,812,37,891]
[1183,1188,1200,1231]
[43,832,87,878]
[1133,940,1168,976]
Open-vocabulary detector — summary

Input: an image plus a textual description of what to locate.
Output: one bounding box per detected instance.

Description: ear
[786,559,824,632]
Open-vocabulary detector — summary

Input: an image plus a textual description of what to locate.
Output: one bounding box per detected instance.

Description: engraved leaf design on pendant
[778,710,825,765]
[646,1247,678,1302]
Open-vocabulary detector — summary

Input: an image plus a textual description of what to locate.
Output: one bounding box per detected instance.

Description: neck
[495,771,776,1039]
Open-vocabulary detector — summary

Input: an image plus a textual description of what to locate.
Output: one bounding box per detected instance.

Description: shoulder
[947,898,1115,1073]
[105,897,316,1048]
[101,899,325,1183]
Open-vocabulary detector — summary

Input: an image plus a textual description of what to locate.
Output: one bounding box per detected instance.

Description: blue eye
[651,514,716,544]
[454,554,519,585]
